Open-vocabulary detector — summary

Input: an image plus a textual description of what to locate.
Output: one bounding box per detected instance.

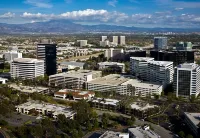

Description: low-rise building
[16,101,75,119]
[100,131,129,138]
[49,70,102,89]
[128,126,160,138]
[9,84,49,94]
[87,74,130,93]
[183,112,200,137]
[87,74,163,97]
[121,79,163,97]
[98,62,125,73]
[54,89,95,100]
[0,77,8,84]
[59,61,84,70]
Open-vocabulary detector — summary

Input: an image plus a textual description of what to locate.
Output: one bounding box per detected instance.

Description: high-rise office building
[11,58,44,79]
[101,36,107,41]
[119,36,126,45]
[37,41,57,76]
[112,36,118,45]
[173,63,200,98]
[130,57,154,80]
[148,61,174,87]
[150,50,194,66]
[154,37,168,50]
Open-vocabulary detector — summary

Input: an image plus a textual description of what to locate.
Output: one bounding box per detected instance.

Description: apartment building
[112,36,119,45]
[119,36,126,45]
[173,63,200,98]
[148,61,174,87]
[11,58,44,79]
[130,57,154,80]
[98,62,125,73]
[49,70,102,89]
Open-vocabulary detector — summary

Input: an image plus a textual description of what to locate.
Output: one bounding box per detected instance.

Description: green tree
[102,113,109,128]
[0,119,8,126]
[186,134,193,138]
[30,125,43,138]
[178,131,185,138]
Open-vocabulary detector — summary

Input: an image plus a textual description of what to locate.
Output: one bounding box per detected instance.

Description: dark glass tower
[150,50,194,66]
[37,43,57,76]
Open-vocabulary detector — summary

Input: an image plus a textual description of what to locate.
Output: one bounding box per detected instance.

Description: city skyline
[0,0,199,28]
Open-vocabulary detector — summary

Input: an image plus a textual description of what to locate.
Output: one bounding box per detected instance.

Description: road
[95,109,173,138]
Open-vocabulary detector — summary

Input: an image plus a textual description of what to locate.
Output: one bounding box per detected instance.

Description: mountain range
[0,20,199,34]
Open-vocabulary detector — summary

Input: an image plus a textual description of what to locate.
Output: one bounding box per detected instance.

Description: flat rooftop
[130,57,154,61]
[130,103,158,111]
[177,63,199,70]
[49,70,101,78]
[60,61,84,67]
[98,62,124,66]
[87,74,131,86]
[99,131,129,138]
[91,98,120,106]
[184,112,200,127]
[129,127,160,138]
[148,60,173,66]
[13,58,44,63]
[121,79,162,89]
[9,84,48,93]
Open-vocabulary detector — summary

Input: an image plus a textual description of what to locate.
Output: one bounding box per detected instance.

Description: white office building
[77,40,87,47]
[112,36,119,45]
[173,63,200,98]
[11,58,44,79]
[119,36,126,45]
[121,79,163,97]
[101,36,108,41]
[49,70,102,89]
[98,62,125,73]
[87,74,163,97]
[130,57,154,80]
[87,74,129,93]
[4,51,22,62]
[148,61,174,87]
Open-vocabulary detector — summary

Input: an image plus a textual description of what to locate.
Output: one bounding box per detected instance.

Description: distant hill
[0,20,199,34]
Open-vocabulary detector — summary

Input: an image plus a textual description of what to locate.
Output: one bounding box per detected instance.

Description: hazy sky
[0,0,200,28]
